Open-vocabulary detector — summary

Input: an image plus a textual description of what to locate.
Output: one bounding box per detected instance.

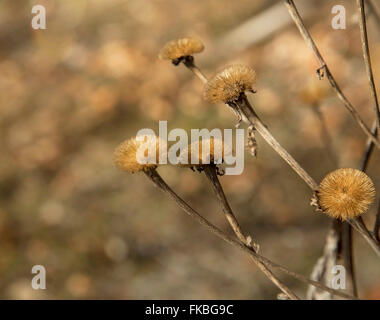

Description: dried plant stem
[356,119,380,252]
[373,200,380,242]
[144,169,357,300]
[348,217,380,257]
[284,0,380,149]
[342,223,358,297]
[203,165,251,245]
[236,95,319,190]
[360,120,377,172]
[183,57,208,84]
[355,0,380,247]
[356,0,380,131]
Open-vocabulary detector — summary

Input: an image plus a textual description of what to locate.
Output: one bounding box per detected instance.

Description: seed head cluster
[114,135,163,173]
[318,168,375,220]
[204,65,256,104]
[158,38,204,61]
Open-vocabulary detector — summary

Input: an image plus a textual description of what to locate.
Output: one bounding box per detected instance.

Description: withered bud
[159,38,204,64]
[204,64,256,104]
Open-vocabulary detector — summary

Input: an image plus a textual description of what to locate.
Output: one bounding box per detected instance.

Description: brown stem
[373,199,380,242]
[203,165,251,245]
[342,222,358,297]
[360,120,377,172]
[284,0,380,149]
[144,169,357,300]
[237,94,319,190]
[348,217,380,258]
[356,0,380,131]
[183,56,208,84]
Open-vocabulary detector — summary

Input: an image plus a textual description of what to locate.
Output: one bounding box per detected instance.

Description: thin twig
[144,169,357,300]
[358,119,380,250]
[342,222,358,297]
[183,57,208,84]
[360,120,377,172]
[373,199,380,242]
[356,0,380,131]
[348,217,380,257]
[236,94,319,190]
[203,165,252,246]
[284,0,380,149]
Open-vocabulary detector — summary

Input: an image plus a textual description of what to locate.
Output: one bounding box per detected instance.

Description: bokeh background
[0,0,379,299]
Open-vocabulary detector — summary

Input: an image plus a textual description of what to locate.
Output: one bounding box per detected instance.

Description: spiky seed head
[178,137,232,167]
[158,38,204,61]
[114,135,164,173]
[318,168,375,220]
[204,64,256,104]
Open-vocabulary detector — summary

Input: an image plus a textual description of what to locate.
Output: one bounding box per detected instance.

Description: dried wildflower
[114,135,164,173]
[204,65,256,104]
[179,137,232,169]
[158,38,204,63]
[318,168,375,220]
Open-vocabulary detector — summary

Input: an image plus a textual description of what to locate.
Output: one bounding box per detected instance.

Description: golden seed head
[158,38,204,61]
[113,135,164,173]
[179,137,232,167]
[318,168,376,220]
[204,64,256,103]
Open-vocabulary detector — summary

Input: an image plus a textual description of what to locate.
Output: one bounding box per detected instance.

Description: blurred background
[0,0,379,299]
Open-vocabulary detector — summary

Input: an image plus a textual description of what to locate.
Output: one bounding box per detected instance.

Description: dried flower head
[318,168,375,220]
[179,137,232,167]
[158,38,204,62]
[204,65,256,103]
[114,135,165,173]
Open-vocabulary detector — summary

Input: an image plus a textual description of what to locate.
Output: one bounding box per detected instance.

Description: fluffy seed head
[204,64,256,103]
[158,38,204,61]
[114,135,164,173]
[318,168,375,220]
[179,137,232,167]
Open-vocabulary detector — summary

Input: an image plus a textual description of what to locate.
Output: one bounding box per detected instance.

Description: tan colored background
[0,0,379,299]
